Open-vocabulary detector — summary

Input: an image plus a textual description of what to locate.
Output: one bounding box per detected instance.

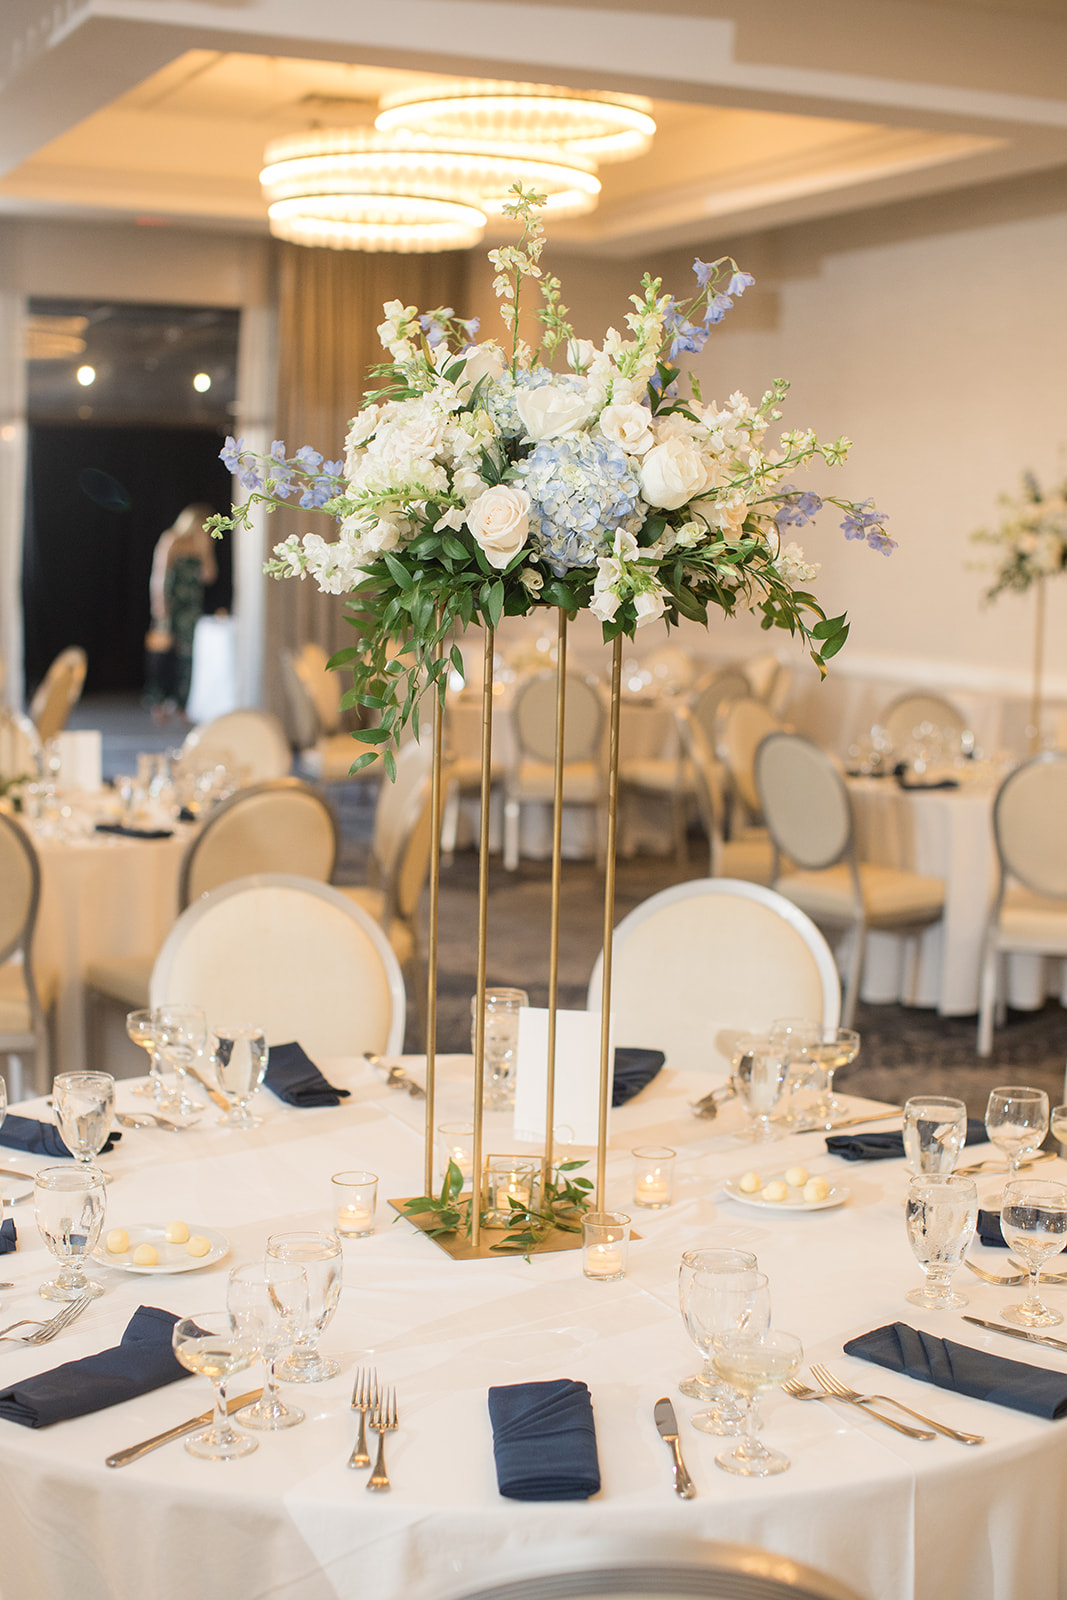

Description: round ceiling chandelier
[376,81,656,163]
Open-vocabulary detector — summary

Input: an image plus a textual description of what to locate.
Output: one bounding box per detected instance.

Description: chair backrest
[278,648,321,750]
[0,709,42,782]
[373,739,434,920]
[150,874,406,1057]
[993,752,1067,899]
[178,709,291,785]
[587,878,840,1076]
[0,811,40,967]
[755,732,853,872]
[742,650,782,703]
[513,672,604,765]
[179,778,339,908]
[688,669,750,751]
[29,646,87,743]
[717,696,782,815]
[675,707,727,868]
[879,691,966,751]
[297,642,344,736]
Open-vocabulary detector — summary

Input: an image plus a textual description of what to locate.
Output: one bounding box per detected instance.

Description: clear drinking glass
[226,1261,308,1430]
[677,1246,759,1399]
[985,1086,1049,1180]
[683,1266,771,1435]
[903,1096,968,1177]
[731,1034,789,1141]
[266,1231,343,1383]
[1052,1105,1067,1155]
[471,987,528,1111]
[905,1174,977,1309]
[711,1328,803,1478]
[172,1311,262,1459]
[125,1008,162,1099]
[52,1072,115,1168]
[155,1003,208,1116]
[999,1178,1067,1328]
[34,1165,106,1301]
[212,1025,269,1128]
[768,1018,820,1131]
[812,1027,860,1125]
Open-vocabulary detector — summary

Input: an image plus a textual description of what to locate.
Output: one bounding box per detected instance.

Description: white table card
[512,1006,613,1146]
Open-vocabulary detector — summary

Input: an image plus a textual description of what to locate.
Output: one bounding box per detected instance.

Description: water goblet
[155,1003,207,1116]
[1052,1105,1067,1156]
[769,1018,820,1130]
[985,1086,1049,1182]
[711,1328,803,1477]
[34,1165,106,1301]
[471,988,528,1110]
[679,1252,771,1435]
[905,1173,977,1309]
[677,1246,758,1399]
[126,1008,163,1099]
[266,1231,343,1383]
[812,1027,860,1126]
[999,1178,1067,1328]
[212,1025,269,1128]
[903,1096,968,1177]
[52,1072,115,1170]
[731,1034,789,1141]
[226,1261,308,1430]
[172,1311,262,1459]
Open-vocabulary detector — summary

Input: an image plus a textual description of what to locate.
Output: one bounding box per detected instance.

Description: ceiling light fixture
[76,365,96,387]
[375,81,656,164]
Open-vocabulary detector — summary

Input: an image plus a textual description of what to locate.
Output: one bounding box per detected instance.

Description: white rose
[457,344,507,394]
[599,402,654,456]
[516,384,592,442]
[639,438,711,510]
[466,485,531,570]
[566,338,596,372]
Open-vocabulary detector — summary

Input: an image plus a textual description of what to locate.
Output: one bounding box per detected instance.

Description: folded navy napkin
[0,1219,15,1254]
[0,1305,193,1428]
[488,1379,600,1501]
[844,1321,1067,1420]
[95,822,174,840]
[0,1114,120,1158]
[612,1047,665,1107]
[826,1118,988,1163]
[264,1041,350,1108]
[896,776,960,791]
[977,1208,1008,1248]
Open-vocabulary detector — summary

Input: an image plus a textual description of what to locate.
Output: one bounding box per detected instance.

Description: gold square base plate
[388,1196,585,1261]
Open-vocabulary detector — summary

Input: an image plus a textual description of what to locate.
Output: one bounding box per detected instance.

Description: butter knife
[654,1396,696,1499]
[962,1316,1067,1354]
[105,1389,262,1467]
[186,1064,230,1112]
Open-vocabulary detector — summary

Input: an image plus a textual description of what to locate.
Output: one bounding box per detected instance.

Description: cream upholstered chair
[0,708,42,783]
[675,707,773,884]
[587,877,839,1078]
[29,646,87,743]
[0,812,55,1095]
[617,701,691,863]
[755,731,945,1029]
[177,709,291,785]
[716,695,782,823]
[977,753,1067,1058]
[504,671,605,871]
[150,874,405,1059]
[278,647,321,752]
[879,691,967,751]
[688,667,750,752]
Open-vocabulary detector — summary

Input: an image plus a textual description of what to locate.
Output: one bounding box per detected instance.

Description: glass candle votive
[632,1145,675,1208]
[582,1211,630,1281]
[436,1122,475,1188]
[332,1171,377,1238]
[482,1155,540,1228]
[471,987,528,1110]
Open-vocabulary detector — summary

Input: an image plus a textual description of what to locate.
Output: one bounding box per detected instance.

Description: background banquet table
[2,1057,1067,1600]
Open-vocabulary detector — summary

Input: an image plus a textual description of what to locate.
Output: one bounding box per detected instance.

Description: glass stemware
[172,1311,262,1460]
[902,1096,968,1177]
[905,1174,977,1309]
[680,1253,771,1434]
[126,1008,163,1100]
[768,1018,820,1130]
[52,1072,115,1169]
[985,1086,1049,1182]
[678,1246,759,1399]
[34,1165,106,1301]
[811,1027,860,1126]
[212,1025,269,1128]
[731,1034,789,1140]
[1000,1179,1067,1329]
[711,1328,803,1478]
[226,1261,308,1430]
[1052,1104,1067,1156]
[266,1231,342,1383]
[155,1004,208,1116]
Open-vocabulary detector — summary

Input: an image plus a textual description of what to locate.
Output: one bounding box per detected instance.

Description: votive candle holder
[582,1211,630,1281]
[332,1171,377,1238]
[632,1145,675,1208]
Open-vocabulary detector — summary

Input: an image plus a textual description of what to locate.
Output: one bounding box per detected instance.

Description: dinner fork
[810,1363,983,1445]
[782,1378,936,1439]
[964,1257,1067,1288]
[0,1291,94,1345]
[366,1386,398,1492]
[347,1367,377,1469]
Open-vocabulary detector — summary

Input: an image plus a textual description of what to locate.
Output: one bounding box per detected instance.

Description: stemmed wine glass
[768,1018,820,1130]
[172,1311,262,1460]
[34,1165,106,1301]
[711,1328,803,1477]
[125,1008,163,1100]
[905,1174,977,1309]
[903,1096,968,1177]
[731,1034,789,1141]
[999,1178,1067,1328]
[679,1252,771,1434]
[985,1087,1049,1183]
[266,1231,342,1383]
[213,1026,269,1128]
[678,1247,757,1399]
[52,1072,115,1170]
[155,1004,207,1116]
[226,1261,308,1430]
[812,1027,860,1127]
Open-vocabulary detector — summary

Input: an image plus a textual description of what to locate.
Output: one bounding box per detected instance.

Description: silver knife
[105,1389,262,1467]
[962,1316,1067,1354]
[825,1109,903,1130]
[654,1396,696,1499]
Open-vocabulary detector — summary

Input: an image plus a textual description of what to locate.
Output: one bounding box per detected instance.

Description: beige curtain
[264,243,469,714]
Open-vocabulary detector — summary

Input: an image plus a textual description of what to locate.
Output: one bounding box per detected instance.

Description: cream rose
[516,384,592,442]
[466,485,531,570]
[639,438,711,511]
[599,402,655,456]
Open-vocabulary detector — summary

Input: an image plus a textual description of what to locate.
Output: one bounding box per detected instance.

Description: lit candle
[337,1204,373,1236]
[635,1174,671,1207]
[585,1244,623,1279]
[447,1149,474,1182]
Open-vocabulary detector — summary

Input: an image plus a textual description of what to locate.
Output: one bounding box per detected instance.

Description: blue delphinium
[775,487,824,528]
[519,434,645,576]
[842,501,897,554]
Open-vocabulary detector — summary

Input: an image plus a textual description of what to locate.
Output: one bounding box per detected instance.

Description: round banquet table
[1,1058,1066,1600]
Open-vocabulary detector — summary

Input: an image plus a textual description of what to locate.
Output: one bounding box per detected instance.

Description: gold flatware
[367,1386,398,1492]
[106,1389,262,1467]
[186,1065,229,1113]
[824,1109,903,1131]
[348,1366,377,1469]
[809,1362,983,1445]
[782,1378,936,1439]
[962,1316,1067,1354]
[955,1150,1054,1177]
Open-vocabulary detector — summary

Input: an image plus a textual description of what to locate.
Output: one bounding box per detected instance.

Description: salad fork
[0,1291,94,1345]
[782,1377,935,1439]
[367,1386,398,1492]
[348,1367,377,1469]
[810,1363,983,1445]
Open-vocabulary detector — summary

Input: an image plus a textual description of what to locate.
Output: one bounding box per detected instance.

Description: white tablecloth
[2,1058,1067,1600]
[186,615,240,725]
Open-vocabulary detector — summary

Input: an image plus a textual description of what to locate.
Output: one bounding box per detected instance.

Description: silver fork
[964,1258,1067,1287]
[347,1367,377,1469]
[782,1377,936,1439]
[367,1386,398,1492]
[0,1292,94,1345]
[810,1362,984,1446]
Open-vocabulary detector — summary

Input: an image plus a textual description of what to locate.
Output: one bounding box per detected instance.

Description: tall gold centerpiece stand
[1027,575,1047,756]
[392,609,622,1258]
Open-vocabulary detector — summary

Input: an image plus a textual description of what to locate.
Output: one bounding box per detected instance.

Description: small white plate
[92,1223,229,1274]
[721,1175,849,1212]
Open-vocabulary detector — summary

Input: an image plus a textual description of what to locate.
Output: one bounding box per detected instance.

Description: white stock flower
[633,585,667,628]
[566,338,596,372]
[344,407,380,474]
[590,557,623,623]
[466,484,531,569]
[774,540,820,587]
[272,534,306,576]
[377,300,418,361]
[599,402,654,456]
[516,383,593,442]
[639,438,711,510]
[301,532,365,595]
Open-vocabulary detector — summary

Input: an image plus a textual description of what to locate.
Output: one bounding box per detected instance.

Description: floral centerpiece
[971,468,1067,599]
[210,186,891,772]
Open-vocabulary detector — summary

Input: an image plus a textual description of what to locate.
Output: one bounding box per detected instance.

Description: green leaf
[541,579,578,609]
[811,613,847,641]
[443,536,468,562]
[483,580,505,629]
[353,727,391,745]
[382,748,397,782]
[349,751,378,774]
[383,553,412,591]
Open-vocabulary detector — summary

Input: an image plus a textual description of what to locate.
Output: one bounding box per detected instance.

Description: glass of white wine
[52,1072,115,1170]
[125,1009,162,1099]
[172,1311,262,1460]
[1050,1105,1067,1156]
[1000,1179,1067,1329]
[812,1027,860,1127]
[985,1086,1049,1182]
[266,1231,343,1383]
[212,1025,269,1128]
[711,1328,803,1477]
[155,1004,207,1117]
[905,1174,977,1309]
[34,1165,106,1301]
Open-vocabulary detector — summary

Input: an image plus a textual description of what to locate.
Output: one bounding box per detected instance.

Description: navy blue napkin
[0,1114,120,1158]
[844,1321,1067,1420]
[95,822,174,840]
[896,777,959,791]
[826,1118,987,1163]
[0,1219,15,1254]
[264,1042,350,1108]
[0,1305,193,1428]
[488,1379,600,1501]
[612,1048,665,1107]
[977,1209,1008,1248]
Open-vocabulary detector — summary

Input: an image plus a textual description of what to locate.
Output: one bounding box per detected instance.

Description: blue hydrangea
[518,434,646,576]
